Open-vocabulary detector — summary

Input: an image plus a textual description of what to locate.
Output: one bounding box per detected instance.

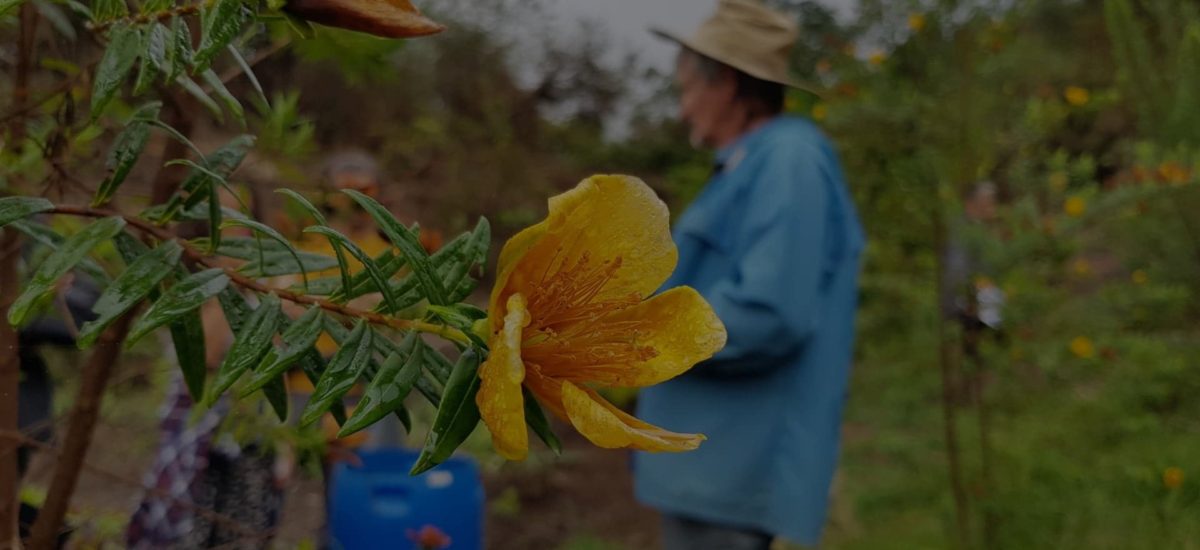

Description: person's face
[675,53,735,149]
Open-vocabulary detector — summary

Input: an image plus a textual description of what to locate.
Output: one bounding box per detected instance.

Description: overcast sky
[553,0,858,72]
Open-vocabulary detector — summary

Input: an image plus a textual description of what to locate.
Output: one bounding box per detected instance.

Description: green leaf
[214,288,289,422]
[200,68,245,127]
[194,0,244,73]
[132,37,159,96]
[524,388,562,455]
[33,0,76,41]
[175,74,223,121]
[11,220,111,284]
[157,135,254,223]
[426,303,487,347]
[8,217,125,327]
[0,197,53,228]
[165,16,192,84]
[76,240,183,348]
[139,0,171,13]
[136,23,170,94]
[327,250,405,301]
[240,306,325,394]
[0,0,24,19]
[205,292,282,405]
[92,102,160,207]
[299,321,373,426]
[238,251,338,277]
[262,374,289,422]
[303,226,402,313]
[411,349,482,475]
[91,24,141,119]
[126,268,230,345]
[170,301,208,401]
[93,0,127,21]
[339,334,421,437]
[343,189,448,305]
[372,225,487,314]
[276,189,354,299]
[220,217,312,285]
[227,44,269,111]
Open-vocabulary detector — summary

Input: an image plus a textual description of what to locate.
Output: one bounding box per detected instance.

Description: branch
[46,205,471,344]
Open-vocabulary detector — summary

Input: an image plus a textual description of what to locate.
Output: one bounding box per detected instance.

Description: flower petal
[476,294,530,460]
[529,287,726,387]
[493,175,677,318]
[285,0,445,39]
[560,380,705,452]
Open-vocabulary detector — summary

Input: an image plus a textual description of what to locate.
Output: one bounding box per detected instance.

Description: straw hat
[651,0,819,95]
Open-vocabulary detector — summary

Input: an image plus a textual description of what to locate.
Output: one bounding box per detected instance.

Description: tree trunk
[0,229,23,550]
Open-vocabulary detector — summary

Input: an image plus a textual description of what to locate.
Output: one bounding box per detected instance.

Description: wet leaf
[300,321,373,426]
[126,268,230,345]
[77,240,183,348]
[344,189,447,305]
[201,68,245,127]
[93,102,161,207]
[240,306,325,394]
[0,197,54,228]
[90,23,141,118]
[206,293,282,405]
[8,217,125,327]
[338,334,421,437]
[303,225,402,312]
[411,349,482,475]
[194,0,245,73]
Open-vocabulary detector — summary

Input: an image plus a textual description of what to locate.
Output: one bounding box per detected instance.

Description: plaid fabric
[126,374,230,548]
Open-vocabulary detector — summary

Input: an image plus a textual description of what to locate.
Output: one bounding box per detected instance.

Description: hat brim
[649,26,822,97]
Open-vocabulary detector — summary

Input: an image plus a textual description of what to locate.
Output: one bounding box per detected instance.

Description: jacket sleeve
[695,142,831,378]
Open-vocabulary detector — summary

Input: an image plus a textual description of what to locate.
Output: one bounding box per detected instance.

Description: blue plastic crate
[328,448,484,550]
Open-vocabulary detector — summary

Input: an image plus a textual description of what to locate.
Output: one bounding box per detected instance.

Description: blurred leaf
[165,16,192,83]
[138,23,171,92]
[90,24,141,119]
[76,240,183,348]
[9,220,111,284]
[303,225,402,312]
[412,349,482,475]
[92,102,160,207]
[339,334,421,437]
[241,306,324,394]
[0,197,53,228]
[300,321,373,426]
[200,68,245,127]
[92,0,127,21]
[175,74,223,121]
[194,0,245,73]
[126,268,230,345]
[8,217,124,327]
[227,44,269,110]
[206,292,282,405]
[0,0,24,18]
[33,0,76,41]
[344,189,448,305]
[140,0,170,13]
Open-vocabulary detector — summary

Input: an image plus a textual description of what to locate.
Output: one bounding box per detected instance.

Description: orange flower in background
[1164,467,1184,490]
[1064,196,1086,217]
[1157,162,1191,185]
[285,0,444,39]
[811,103,829,121]
[868,51,887,67]
[477,175,727,460]
[1064,86,1090,106]
[407,525,452,549]
[1069,336,1095,359]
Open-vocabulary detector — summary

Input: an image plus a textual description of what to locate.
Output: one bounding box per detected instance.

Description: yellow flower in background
[477,175,727,460]
[908,13,927,32]
[868,51,887,67]
[812,103,828,121]
[1072,258,1092,278]
[1164,467,1184,490]
[1157,162,1190,185]
[1064,86,1090,106]
[1064,196,1086,217]
[1069,336,1096,359]
[1131,269,1149,285]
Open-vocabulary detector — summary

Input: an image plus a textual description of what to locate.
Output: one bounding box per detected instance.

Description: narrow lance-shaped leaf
[426,303,487,347]
[170,299,209,401]
[276,188,354,296]
[338,334,422,437]
[0,197,53,228]
[165,16,192,84]
[372,330,443,407]
[9,217,125,327]
[138,23,171,89]
[524,388,562,455]
[201,68,245,127]
[343,189,448,305]
[175,74,224,122]
[240,306,325,394]
[9,220,110,284]
[205,292,282,405]
[126,268,230,345]
[303,226,402,313]
[91,24,141,119]
[221,217,311,287]
[93,102,161,207]
[299,321,373,426]
[132,37,159,96]
[194,0,245,73]
[227,44,269,110]
[411,349,483,475]
[77,240,183,348]
[217,287,289,421]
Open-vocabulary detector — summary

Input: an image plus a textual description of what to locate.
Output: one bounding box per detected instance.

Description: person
[635,1,866,548]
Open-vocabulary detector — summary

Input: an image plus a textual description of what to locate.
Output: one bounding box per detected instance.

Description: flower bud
[285,0,444,39]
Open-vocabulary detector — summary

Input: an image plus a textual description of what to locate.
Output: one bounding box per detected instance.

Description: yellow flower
[1157,162,1190,185]
[1164,467,1184,490]
[1069,336,1095,359]
[868,51,887,67]
[1131,269,1148,285]
[1064,196,1086,218]
[1072,258,1091,277]
[285,0,444,38]
[811,103,828,121]
[908,13,927,32]
[1064,86,1090,106]
[476,175,727,460]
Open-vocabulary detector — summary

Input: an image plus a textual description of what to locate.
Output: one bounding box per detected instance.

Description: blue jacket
[635,116,865,545]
